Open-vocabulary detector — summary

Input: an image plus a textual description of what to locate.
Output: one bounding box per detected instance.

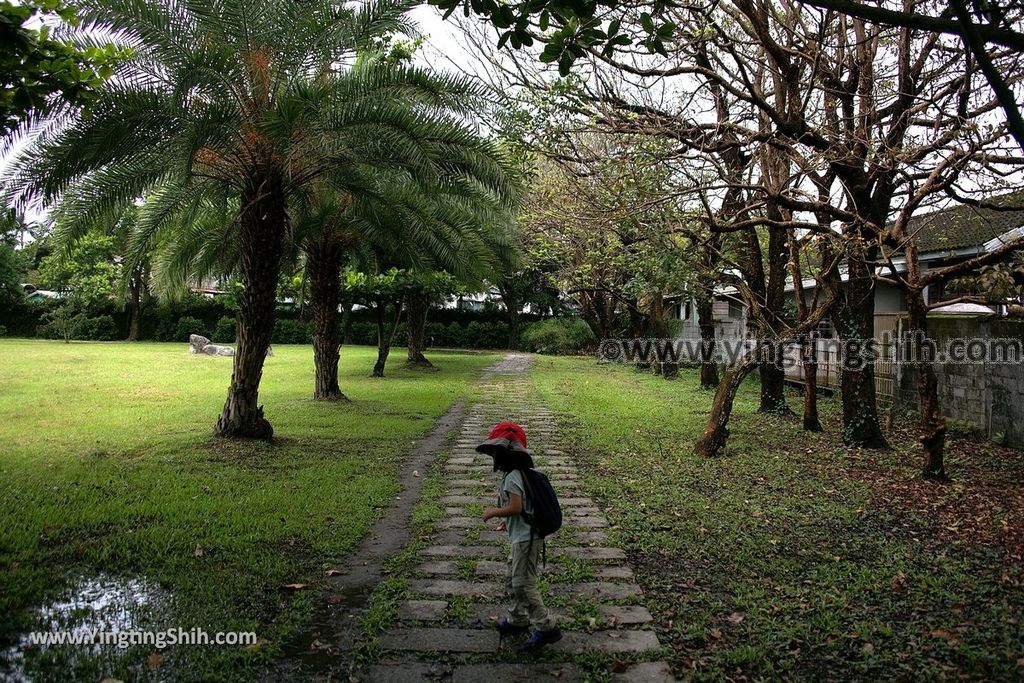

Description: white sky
[409,4,494,75]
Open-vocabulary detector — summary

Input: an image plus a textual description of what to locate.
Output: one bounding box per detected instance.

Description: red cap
[487,421,527,448]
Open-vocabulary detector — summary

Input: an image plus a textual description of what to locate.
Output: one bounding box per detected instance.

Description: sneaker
[518,627,563,652]
[494,617,529,636]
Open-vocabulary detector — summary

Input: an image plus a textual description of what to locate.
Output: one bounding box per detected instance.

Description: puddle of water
[1,573,173,681]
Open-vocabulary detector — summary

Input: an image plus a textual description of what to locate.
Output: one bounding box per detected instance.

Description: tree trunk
[498,283,521,349]
[758,340,794,415]
[832,255,889,448]
[648,292,678,380]
[215,173,286,439]
[308,235,347,401]
[342,303,354,345]
[507,308,520,350]
[697,298,719,389]
[802,334,822,431]
[694,353,759,457]
[372,299,389,377]
[406,291,433,368]
[907,293,948,479]
[126,266,148,342]
[372,296,404,377]
[126,277,142,342]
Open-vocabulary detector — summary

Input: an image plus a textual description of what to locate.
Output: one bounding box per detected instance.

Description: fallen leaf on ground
[193,544,203,557]
[324,569,343,576]
[147,653,163,670]
[930,629,961,645]
[281,583,309,590]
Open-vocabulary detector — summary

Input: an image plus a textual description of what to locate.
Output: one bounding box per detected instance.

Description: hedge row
[2,296,594,354]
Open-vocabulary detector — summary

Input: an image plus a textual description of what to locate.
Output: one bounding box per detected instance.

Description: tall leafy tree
[5,0,509,438]
[0,0,121,137]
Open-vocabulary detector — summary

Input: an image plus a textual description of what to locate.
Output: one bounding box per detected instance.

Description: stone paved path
[362,353,674,682]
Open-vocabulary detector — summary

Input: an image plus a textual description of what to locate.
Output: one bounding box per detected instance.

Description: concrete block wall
[894,318,1024,448]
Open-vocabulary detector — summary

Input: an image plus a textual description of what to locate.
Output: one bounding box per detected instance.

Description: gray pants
[505,539,557,631]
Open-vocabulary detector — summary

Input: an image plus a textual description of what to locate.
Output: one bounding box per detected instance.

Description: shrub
[445,321,466,348]
[521,317,595,355]
[153,317,176,342]
[272,319,312,344]
[0,325,6,337]
[479,321,507,348]
[40,305,87,342]
[80,315,118,341]
[462,320,506,348]
[424,321,446,347]
[213,316,237,343]
[175,316,208,342]
[348,321,377,346]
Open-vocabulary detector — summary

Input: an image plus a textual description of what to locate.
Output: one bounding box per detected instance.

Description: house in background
[20,284,62,302]
[665,195,1024,445]
[670,195,1024,345]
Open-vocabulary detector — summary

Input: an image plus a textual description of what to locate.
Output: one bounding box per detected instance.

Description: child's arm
[482,493,522,521]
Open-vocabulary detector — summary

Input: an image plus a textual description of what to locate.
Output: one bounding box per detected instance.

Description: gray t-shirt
[499,469,535,544]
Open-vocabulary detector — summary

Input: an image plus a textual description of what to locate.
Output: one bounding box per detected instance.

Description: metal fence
[783,337,896,405]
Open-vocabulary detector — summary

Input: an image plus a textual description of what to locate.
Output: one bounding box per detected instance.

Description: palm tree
[5,0,510,437]
[295,163,517,390]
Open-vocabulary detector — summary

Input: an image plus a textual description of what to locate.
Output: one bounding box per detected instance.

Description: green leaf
[558,51,573,76]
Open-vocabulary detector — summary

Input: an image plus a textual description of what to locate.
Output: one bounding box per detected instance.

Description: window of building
[728,299,744,320]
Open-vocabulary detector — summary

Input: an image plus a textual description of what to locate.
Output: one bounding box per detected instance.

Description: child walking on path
[478,422,562,652]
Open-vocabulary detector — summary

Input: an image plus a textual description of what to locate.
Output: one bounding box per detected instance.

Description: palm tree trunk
[406,290,433,368]
[215,174,286,439]
[308,235,348,401]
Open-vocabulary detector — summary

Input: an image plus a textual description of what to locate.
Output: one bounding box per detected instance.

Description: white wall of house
[874,283,905,314]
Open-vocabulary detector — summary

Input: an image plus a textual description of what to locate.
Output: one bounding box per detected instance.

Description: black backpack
[519,468,563,539]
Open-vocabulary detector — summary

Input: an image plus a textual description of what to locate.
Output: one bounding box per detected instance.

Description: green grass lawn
[531,357,1024,681]
[0,340,498,682]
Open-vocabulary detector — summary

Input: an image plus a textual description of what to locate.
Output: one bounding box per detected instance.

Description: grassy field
[0,340,498,682]
[531,357,1024,681]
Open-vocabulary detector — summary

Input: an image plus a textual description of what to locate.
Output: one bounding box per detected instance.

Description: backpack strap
[519,469,548,566]
[519,467,535,500]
